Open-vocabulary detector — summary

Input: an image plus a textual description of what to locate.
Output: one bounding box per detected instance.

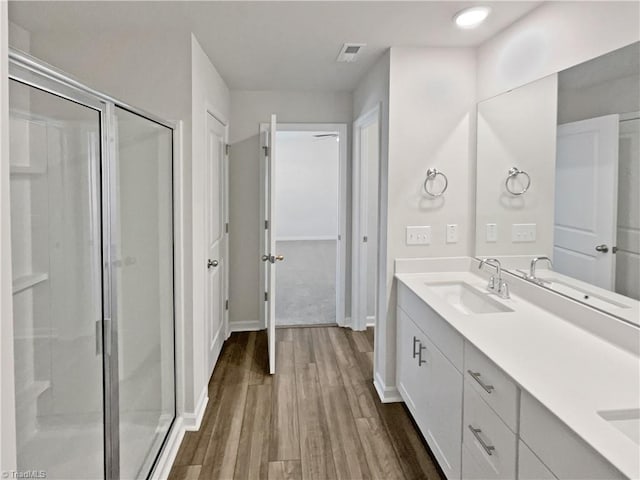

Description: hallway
[168,327,442,480]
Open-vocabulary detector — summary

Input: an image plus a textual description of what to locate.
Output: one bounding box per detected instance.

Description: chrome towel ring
[423,168,448,197]
[505,167,531,196]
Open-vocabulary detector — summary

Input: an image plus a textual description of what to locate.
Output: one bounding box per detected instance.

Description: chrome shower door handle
[595,244,609,253]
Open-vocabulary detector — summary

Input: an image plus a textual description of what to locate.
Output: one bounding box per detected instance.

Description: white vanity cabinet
[397,285,463,480]
[520,392,625,480]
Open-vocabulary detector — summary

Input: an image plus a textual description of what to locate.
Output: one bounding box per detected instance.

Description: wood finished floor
[168,327,444,480]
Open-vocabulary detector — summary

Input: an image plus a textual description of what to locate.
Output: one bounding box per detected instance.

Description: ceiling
[9,1,541,91]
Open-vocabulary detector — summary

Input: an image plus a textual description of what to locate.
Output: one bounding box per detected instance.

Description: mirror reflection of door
[556,42,640,301]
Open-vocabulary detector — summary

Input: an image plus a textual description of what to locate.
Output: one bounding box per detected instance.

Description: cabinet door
[396,308,427,418]
[518,440,556,480]
[421,333,463,480]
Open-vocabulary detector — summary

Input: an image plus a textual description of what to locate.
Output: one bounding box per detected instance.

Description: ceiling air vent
[336,43,366,63]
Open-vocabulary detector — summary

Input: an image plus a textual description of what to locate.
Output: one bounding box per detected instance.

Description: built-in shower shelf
[10,165,47,175]
[17,380,51,401]
[12,273,49,294]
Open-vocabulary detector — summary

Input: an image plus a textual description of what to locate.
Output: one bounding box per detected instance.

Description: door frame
[351,105,381,331]
[258,122,348,328]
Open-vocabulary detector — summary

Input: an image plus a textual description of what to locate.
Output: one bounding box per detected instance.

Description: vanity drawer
[464,342,518,432]
[520,391,624,480]
[462,380,516,479]
[397,282,463,371]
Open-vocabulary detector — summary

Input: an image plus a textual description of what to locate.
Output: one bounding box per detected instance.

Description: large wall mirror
[475,41,640,325]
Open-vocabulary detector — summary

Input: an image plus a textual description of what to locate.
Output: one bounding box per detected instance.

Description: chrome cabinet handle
[412,336,420,358]
[417,343,427,366]
[595,244,609,253]
[468,425,495,456]
[468,370,494,393]
[207,259,219,268]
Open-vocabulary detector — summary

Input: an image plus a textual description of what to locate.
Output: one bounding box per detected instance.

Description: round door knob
[207,259,219,268]
[595,244,609,253]
[275,255,284,261]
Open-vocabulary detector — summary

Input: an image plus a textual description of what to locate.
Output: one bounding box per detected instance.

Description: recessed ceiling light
[453,6,491,29]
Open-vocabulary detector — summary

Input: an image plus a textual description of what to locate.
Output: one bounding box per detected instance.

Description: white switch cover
[446,224,458,244]
[512,223,537,242]
[406,226,431,245]
[486,223,497,242]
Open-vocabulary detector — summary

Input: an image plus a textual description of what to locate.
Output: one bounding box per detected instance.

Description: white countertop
[396,268,640,480]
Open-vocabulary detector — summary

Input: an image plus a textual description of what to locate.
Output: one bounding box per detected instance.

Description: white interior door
[554,114,619,289]
[205,112,226,376]
[261,114,278,374]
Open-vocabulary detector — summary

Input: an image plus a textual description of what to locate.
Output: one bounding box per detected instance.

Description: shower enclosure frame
[7,48,178,480]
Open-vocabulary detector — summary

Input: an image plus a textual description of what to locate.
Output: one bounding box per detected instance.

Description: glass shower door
[112,107,175,479]
[9,80,105,479]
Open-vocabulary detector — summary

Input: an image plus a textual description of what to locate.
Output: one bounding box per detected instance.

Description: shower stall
[8,50,176,480]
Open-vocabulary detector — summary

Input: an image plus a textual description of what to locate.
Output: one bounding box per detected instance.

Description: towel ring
[423,168,448,197]
[505,167,531,196]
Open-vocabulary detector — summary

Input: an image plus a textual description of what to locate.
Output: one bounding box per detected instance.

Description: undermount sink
[538,278,631,310]
[425,281,514,315]
[598,409,640,445]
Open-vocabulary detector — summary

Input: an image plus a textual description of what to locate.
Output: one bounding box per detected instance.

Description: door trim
[351,105,381,331]
[259,122,349,328]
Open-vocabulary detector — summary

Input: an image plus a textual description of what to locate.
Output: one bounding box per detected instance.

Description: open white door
[554,114,619,289]
[260,114,278,374]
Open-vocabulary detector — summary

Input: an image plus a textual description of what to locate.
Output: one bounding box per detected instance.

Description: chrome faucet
[528,256,553,285]
[478,258,510,299]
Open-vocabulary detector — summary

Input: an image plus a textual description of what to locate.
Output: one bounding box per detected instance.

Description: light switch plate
[486,223,497,243]
[406,226,431,245]
[512,223,537,243]
[446,224,458,244]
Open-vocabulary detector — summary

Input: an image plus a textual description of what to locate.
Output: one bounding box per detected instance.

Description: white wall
[190,34,230,418]
[376,47,476,393]
[275,132,339,240]
[1,4,18,472]
[228,90,352,327]
[477,1,640,101]
[475,74,558,258]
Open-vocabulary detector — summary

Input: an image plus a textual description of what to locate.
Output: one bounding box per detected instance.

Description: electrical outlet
[486,223,497,242]
[446,224,458,244]
[512,223,537,243]
[406,226,431,245]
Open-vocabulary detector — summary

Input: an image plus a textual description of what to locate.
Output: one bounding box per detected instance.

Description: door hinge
[225,143,230,155]
[264,292,268,301]
[225,299,229,310]
[263,146,269,157]
[363,236,368,243]
[265,220,269,230]
[225,222,229,234]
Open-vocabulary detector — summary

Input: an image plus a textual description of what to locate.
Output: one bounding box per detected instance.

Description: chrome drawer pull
[413,336,420,358]
[468,425,495,456]
[468,370,494,393]
[418,343,427,366]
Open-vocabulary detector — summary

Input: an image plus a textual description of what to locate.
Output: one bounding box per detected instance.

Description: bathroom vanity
[395,257,639,480]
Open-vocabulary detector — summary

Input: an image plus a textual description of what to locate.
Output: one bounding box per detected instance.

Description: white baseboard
[229,319,263,332]
[150,416,185,480]
[366,316,375,328]
[374,371,402,403]
[183,388,208,431]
